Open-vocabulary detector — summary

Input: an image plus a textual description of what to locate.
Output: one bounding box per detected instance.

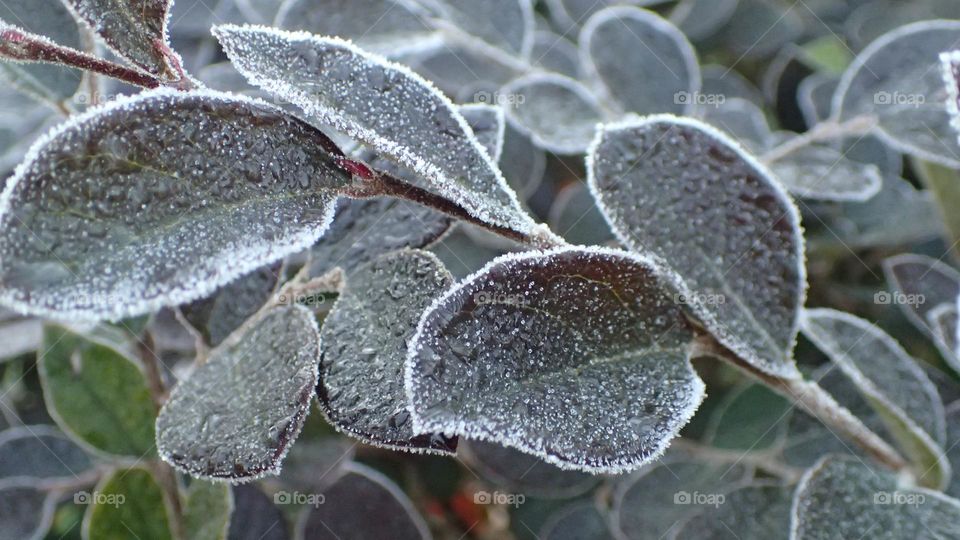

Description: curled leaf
[406,246,704,473]
[0,89,350,321]
[588,115,805,379]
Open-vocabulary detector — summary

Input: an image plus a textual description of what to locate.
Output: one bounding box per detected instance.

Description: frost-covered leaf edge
[0,87,343,322]
[831,19,960,169]
[940,49,960,147]
[800,307,951,489]
[403,244,707,474]
[586,113,807,381]
[578,5,702,115]
[212,24,536,235]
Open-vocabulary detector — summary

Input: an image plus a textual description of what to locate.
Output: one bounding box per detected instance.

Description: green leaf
[792,456,960,539]
[38,325,156,458]
[799,35,853,75]
[915,160,960,263]
[0,89,351,321]
[183,481,233,540]
[704,383,791,451]
[157,306,320,481]
[319,250,457,454]
[83,468,173,540]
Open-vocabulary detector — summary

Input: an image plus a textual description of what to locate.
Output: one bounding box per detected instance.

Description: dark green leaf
[84,468,173,540]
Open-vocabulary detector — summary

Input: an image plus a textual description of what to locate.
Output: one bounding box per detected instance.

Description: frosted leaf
[947,404,960,498]
[673,484,792,540]
[717,0,803,60]
[274,0,441,57]
[307,197,452,279]
[545,0,671,32]
[531,31,580,78]
[180,263,282,348]
[0,89,350,321]
[699,97,771,152]
[540,502,612,540]
[279,438,355,492]
[501,73,604,154]
[404,44,518,98]
[156,306,320,481]
[588,116,805,379]
[229,485,289,540]
[428,224,505,279]
[548,182,615,246]
[883,254,960,372]
[297,463,430,540]
[0,485,55,540]
[418,0,534,60]
[809,175,940,249]
[0,0,82,102]
[579,7,700,116]
[768,139,883,202]
[783,366,881,469]
[791,456,960,539]
[319,250,457,454]
[214,25,538,236]
[406,246,705,473]
[669,0,738,41]
[798,74,839,128]
[941,50,960,146]
[499,121,545,200]
[928,302,960,367]
[612,459,750,539]
[64,0,181,80]
[801,308,949,489]
[462,440,599,499]
[460,103,505,162]
[833,20,960,168]
[0,425,93,485]
[701,64,764,105]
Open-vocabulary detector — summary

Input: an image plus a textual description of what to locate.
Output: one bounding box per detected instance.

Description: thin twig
[693,332,911,477]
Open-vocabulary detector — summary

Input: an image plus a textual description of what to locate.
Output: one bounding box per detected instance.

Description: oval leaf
[297,463,430,540]
[833,20,960,168]
[0,89,350,321]
[420,0,534,59]
[0,484,56,540]
[462,440,598,499]
[157,305,320,481]
[0,0,83,102]
[674,483,793,540]
[65,0,180,80]
[229,485,289,540]
[213,25,538,238]
[579,6,700,115]
[502,73,605,154]
[800,308,950,489]
[84,468,173,540]
[184,480,234,540]
[588,115,806,379]
[768,141,883,202]
[792,456,960,539]
[406,246,705,473]
[274,0,441,57]
[0,425,93,485]
[319,250,457,454]
[38,325,156,458]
